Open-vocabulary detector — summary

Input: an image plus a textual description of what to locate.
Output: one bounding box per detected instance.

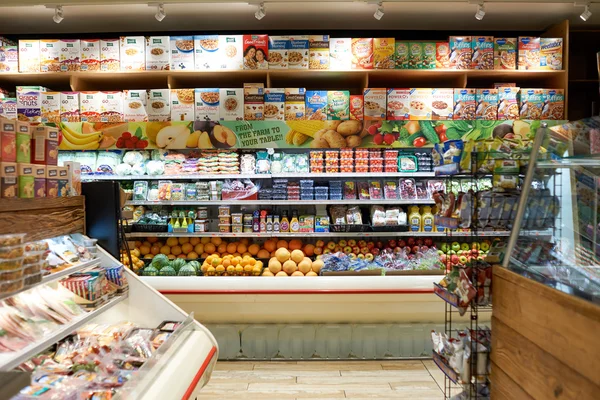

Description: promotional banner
[57,119,566,151]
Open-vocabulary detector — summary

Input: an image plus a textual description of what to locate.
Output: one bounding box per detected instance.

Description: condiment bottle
[290,210,300,233]
[273,215,280,232]
[421,206,434,233]
[280,210,290,233]
[260,210,267,233]
[266,215,273,232]
[409,206,422,232]
[253,210,260,232]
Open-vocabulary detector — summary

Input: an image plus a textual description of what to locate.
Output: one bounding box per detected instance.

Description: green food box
[327,90,350,120]
[395,41,409,69]
[408,43,423,69]
[422,43,436,69]
[18,163,34,199]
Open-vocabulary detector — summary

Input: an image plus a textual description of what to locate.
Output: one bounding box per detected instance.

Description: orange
[200,252,209,258]
[303,244,315,256]
[226,243,238,254]
[178,237,190,245]
[240,238,250,246]
[263,240,276,253]
[257,249,270,259]
[177,254,187,259]
[231,258,239,266]
[167,254,176,260]
[237,243,247,254]
[217,243,227,254]
[150,245,160,255]
[160,245,171,255]
[181,243,193,254]
[204,243,216,254]
[289,239,303,250]
[166,237,179,247]
[147,237,158,243]
[190,237,200,246]
[248,244,260,255]
[200,237,210,244]
[134,241,142,248]
[194,244,204,255]
[187,251,199,259]
[210,237,222,246]
[222,258,231,267]
[143,241,152,248]
[139,245,150,255]
[276,240,289,249]
[171,245,182,256]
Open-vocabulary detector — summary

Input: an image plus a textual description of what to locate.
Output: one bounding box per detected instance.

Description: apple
[339,240,348,247]
[360,247,369,255]
[451,255,459,264]
[371,248,380,256]
[437,250,444,256]
[459,255,468,264]
[440,254,447,263]
[348,253,357,260]
[421,245,429,252]
[407,238,416,246]
[416,239,424,246]
[477,255,485,261]
[388,239,397,248]
[461,243,470,252]
[314,247,323,255]
[398,239,406,248]
[448,250,456,255]
[323,249,332,254]
[440,243,450,253]
[393,247,403,253]
[365,253,374,261]
[358,240,367,248]
[451,242,461,252]
[480,242,490,251]
[334,246,342,253]
[343,246,353,254]
[412,246,420,254]
[376,241,384,249]
[357,254,365,259]
[424,238,433,247]
[366,241,375,250]
[471,249,479,256]
[327,241,337,250]
[472,242,481,251]
[348,239,357,247]
[352,246,361,254]
[316,240,325,248]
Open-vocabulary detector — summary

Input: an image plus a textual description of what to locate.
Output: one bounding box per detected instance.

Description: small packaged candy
[399,178,417,200]
[357,181,370,200]
[383,181,399,199]
[369,180,383,200]
[343,181,357,199]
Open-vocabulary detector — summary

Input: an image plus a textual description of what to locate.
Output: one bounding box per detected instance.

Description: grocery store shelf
[271,172,437,178]
[126,199,436,206]
[125,231,446,238]
[0,293,128,371]
[41,258,101,284]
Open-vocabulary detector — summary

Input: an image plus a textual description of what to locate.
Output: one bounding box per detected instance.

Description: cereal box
[363,88,386,120]
[449,36,472,70]
[218,35,243,70]
[33,165,46,197]
[100,39,120,71]
[305,90,328,120]
[407,43,423,69]
[79,91,101,122]
[395,41,409,69]
[32,126,58,166]
[194,35,219,70]
[329,38,351,71]
[170,89,195,121]
[268,36,288,69]
[540,38,563,70]
[471,36,493,70]
[453,89,476,120]
[244,83,264,121]
[146,89,170,121]
[57,167,69,197]
[309,35,330,70]
[219,88,244,121]
[288,36,309,70]
[80,39,100,71]
[18,40,40,73]
[195,89,220,122]
[518,37,540,70]
[170,36,194,70]
[285,88,306,120]
[243,35,268,70]
[60,92,80,123]
[409,88,432,120]
[386,89,410,120]
[0,46,18,73]
[351,38,373,69]
[100,91,123,123]
[145,36,170,70]
[494,38,516,70]
[18,163,34,199]
[494,82,516,88]
[40,39,60,73]
[542,89,564,120]
[16,86,44,123]
[41,92,60,124]
[436,42,450,69]
[119,36,145,71]
[519,89,544,120]
[422,43,436,69]
[46,166,58,198]
[59,39,81,72]
[123,90,148,122]
[16,121,31,164]
[327,91,350,120]
[1,118,16,163]
[373,38,395,69]
[0,162,17,198]
[475,89,499,120]
[264,88,285,121]
[431,88,454,120]
[350,95,364,120]
[497,87,520,120]
[0,98,16,120]
[64,161,81,196]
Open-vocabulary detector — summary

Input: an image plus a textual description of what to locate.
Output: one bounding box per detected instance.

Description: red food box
[0,117,16,162]
[243,34,269,70]
[31,126,59,166]
[350,95,364,120]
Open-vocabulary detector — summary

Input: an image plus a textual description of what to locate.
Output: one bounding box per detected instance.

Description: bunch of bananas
[59,123,104,150]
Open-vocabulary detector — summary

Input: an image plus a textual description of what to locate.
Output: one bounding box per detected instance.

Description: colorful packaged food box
[59,92,80,123]
[449,36,472,69]
[80,39,100,71]
[219,88,243,121]
[0,162,17,198]
[540,38,563,70]
[146,36,170,70]
[422,43,436,69]
[329,38,351,71]
[40,39,61,73]
[542,89,564,120]
[0,46,18,73]
[0,98,16,120]
[170,36,194,70]
[264,88,285,121]
[285,88,306,120]
[374,38,395,69]
[519,89,544,120]
[120,36,145,71]
[170,89,195,121]
[146,89,170,121]
[386,88,410,120]
[16,121,31,164]
[64,161,81,196]
[471,36,494,70]
[79,91,101,122]
[395,41,409,69]
[41,92,60,124]
[32,126,58,166]
[288,35,309,70]
[308,35,330,70]
[244,83,264,121]
[453,89,476,120]
[33,165,46,197]
[57,166,69,196]
[218,35,243,70]
[363,88,386,120]
[409,88,432,120]
[100,39,120,71]
[0,118,16,162]
[46,166,59,197]
[305,90,328,120]
[268,36,289,69]
[19,40,40,73]
[59,39,81,72]
[100,91,123,123]
[431,88,454,120]
[123,90,148,122]
[349,95,364,120]
[194,35,219,70]
[195,89,219,122]
[497,87,520,120]
[494,38,517,70]
[18,163,34,199]
[436,42,450,69]
[327,91,350,121]
[407,42,423,69]
[475,89,498,120]
[243,34,268,70]
[16,86,44,123]
[351,38,373,69]
[518,37,540,70]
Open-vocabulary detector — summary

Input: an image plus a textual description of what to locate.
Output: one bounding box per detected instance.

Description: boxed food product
[57,166,69,196]
[18,40,40,73]
[244,83,264,121]
[386,88,410,120]
[146,36,170,70]
[195,88,220,121]
[308,35,329,70]
[79,91,101,122]
[39,39,60,72]
[350,95,364,120]
[0,118,15,162]
[119,36,145,71]
[170,89,195,121]
[519,89,544,120]
[497,87,520,120]
[268,36,289,69]
[409,88,432,120]
[436,42,450,69]
[305,90,328,120]
[453,89,476,120]
[449,36,472,69]
[123,90,148,122]
[264,88,285,121]
[285,88,306,120]
[351,38,373,69]
[100,39,120,71]
[395,41,409,69]
[32,126,59,166]
[218,35,243,70]
[422,43,436,69]
[194,35,219,70]
[64,161,81,196]
[46,166,58,197]
[16,86,44,123]
[431,88,454,120]
[18,163,34,198]
[518,37,540,70]
[15,121,31,163]
[59,92,80,123]
[59,39,81,72]
[542,89,564,120]
[0,46,18,73]
[494,38,516,70]
[0,98,16,120]
[147,89,170,121]
[41,91,60,124]
[33,165,45,197]
[471,36,493,69]
[363,88,386,120]
[219,88,243,121]
[327,90,350,120]
[80,39,100,71]
[0,162,17,198]
[243,34,268,70]
[288,35,309,69]
[406,42,424,69]
[100,91,123,123]
[170,36,194,70]
[373,38,395,69]
[476,89,498,120]
[540,38,563,70]
[329,38,351,71]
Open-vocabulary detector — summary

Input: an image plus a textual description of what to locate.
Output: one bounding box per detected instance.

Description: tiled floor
[198,360,447,399]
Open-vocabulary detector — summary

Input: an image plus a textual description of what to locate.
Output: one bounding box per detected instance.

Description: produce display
[264,247,322,277]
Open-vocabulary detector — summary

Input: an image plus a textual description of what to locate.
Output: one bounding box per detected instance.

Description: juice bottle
[409,206,422,232]
[290,210,300,233]
[280,210,290,233]
[421,206,434,233]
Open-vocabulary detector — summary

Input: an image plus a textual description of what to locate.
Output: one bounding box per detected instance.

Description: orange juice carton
[59,39,81,72]
[1,117,16,162]
[80,39,101,71]
[40,39,61,72]
[119,36,145,71]
[0,162,17,198]
[15,120,31,163]
[18,40,40,72]
[100,39,120,71]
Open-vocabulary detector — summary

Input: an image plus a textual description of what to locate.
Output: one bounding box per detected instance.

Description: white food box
[59,39,81,72]
[386,88,410,120]
[123,90,148,122]
[329,38,351,71]
[194,35,219,70]
[264,88,285,121]
[268,36,289,69]
[145,36,170,70]
[219,88,244,121]
[100,91,123,123]
[16,86,45,123]
[59,92,80,123]
[243,84,265,120]
[195,89,220,122]
[288,36,309,70]
[170,89,195,121]
[409,88,433,120]
[79,91,102,122]
[41,92,60,124]
[39,39,60,73]
[170,36,194,70]
[0,46,19,73]
[119,36,145,71]
[80,39,101,71]
[18,40,40,73]
[146,89,170,122]
[431,88,454,120]
[0,98,17,120]
[217,35,243,70]
[363,88,387,120]
[100,39,120,71]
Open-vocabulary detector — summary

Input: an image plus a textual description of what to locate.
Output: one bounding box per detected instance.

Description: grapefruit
[291,271,304,277]
[200,237,210,244]
[171,245,182,256]
[298,258,312,274]
[181,243,193,254]
[160,245,171,255]
[290,249,304,264]
[275,248,291,263]
[178,237,190,245]
[275,271,288,277]
[268,258,282,274]
[283,260,297,275]
[311,259,324,273]
[303,244,315,256]
[190,237,200,246]
[194,244,204,254]
[289,239,303,250]
[210,237,222,246]
[276,240,289,249]
[166,237,179,247]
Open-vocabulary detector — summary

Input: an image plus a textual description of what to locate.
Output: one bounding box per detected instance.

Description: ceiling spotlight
[475,3,485,20]
[155,3,166,22]
[580,3,592,21]
[374,2,384,20]
[53,5,64,24]
[255,2,266,20]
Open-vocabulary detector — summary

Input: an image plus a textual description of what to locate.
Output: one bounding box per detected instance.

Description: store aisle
[198,360,445,399]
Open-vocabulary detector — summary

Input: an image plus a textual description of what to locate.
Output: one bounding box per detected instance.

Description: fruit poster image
[57,119,565,151]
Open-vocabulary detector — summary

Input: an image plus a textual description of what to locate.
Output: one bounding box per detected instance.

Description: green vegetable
[188,260,201,271]
[178,264,197,276]
[151,254,169,270]
[143,265,159,276]
[444,127,463,140]
[159,265,177,276]
[398,127,410,143]
[419,121,440,144]
[171,258,186,272]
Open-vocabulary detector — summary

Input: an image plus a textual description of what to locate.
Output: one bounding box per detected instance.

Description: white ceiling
[0,1,596,34]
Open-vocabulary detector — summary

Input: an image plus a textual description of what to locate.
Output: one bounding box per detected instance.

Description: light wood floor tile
[297,375,435,385]
[214,361,255,371]
[198,389,345,399]
[341,369,429,377]
[200,381,250,390]
[253,361,383,371]
[389,382,443,391]
[250,382,393,391]
[211,371,297,383]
